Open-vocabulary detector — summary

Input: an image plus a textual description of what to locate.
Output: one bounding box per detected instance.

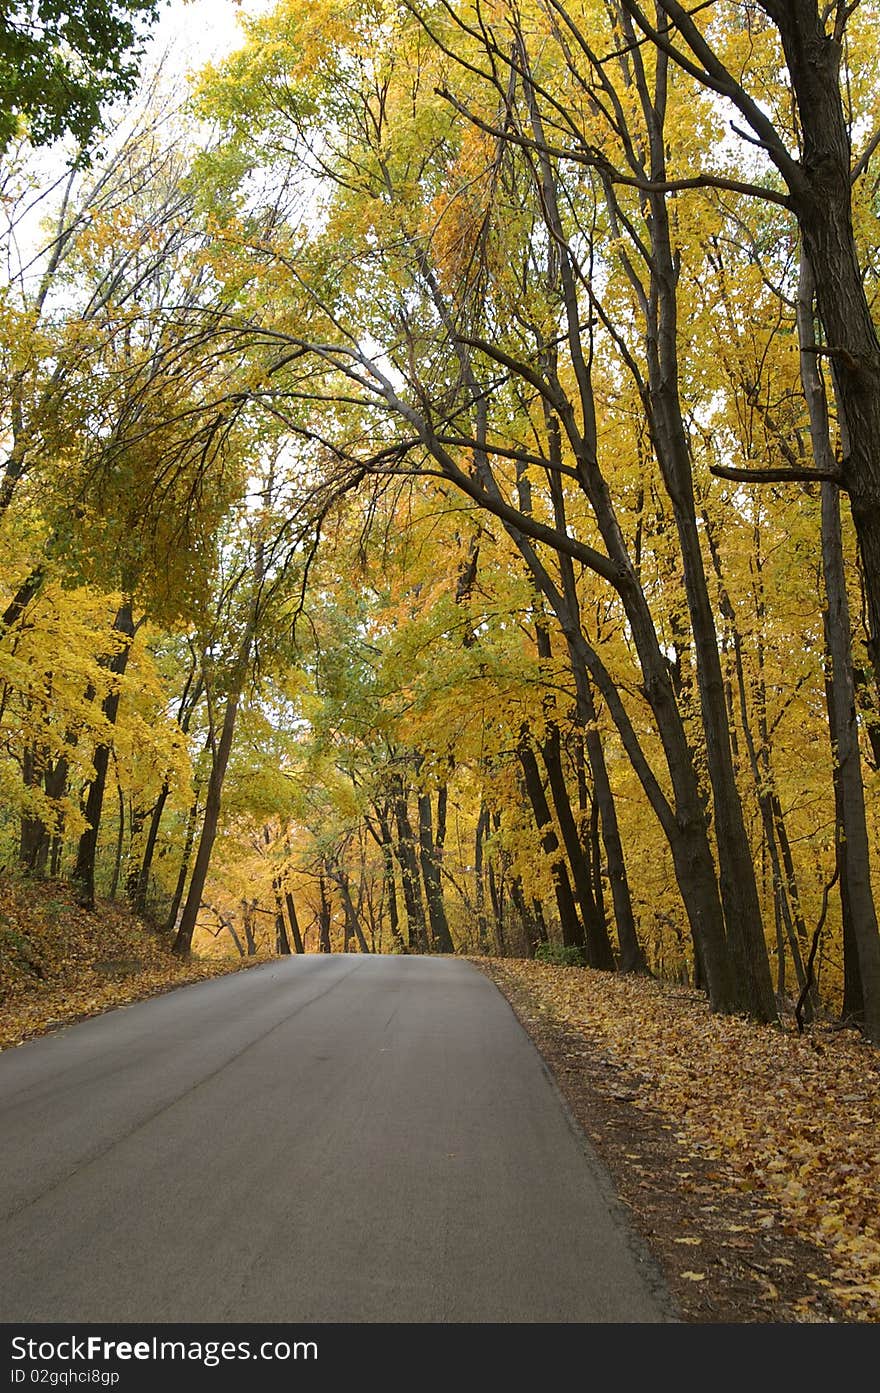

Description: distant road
[0,955,674,1322]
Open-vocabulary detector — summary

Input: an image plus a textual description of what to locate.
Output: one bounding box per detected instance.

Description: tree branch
[709,463,843,486]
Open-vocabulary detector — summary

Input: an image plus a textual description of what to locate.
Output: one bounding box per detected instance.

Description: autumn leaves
[1,1,879,1039]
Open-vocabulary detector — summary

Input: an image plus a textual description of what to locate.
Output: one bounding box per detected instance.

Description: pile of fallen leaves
[478,959,880,1323]
[0,872,266,1051]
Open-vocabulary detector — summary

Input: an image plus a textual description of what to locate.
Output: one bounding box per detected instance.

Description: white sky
[146,0,273,71]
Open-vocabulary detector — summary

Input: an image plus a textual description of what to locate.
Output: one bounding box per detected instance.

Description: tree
[191,0,764,1013]
[617,0,880,678]
[0,0,164,152]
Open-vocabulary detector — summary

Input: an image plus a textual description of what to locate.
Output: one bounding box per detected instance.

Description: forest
[2,0,880,1046]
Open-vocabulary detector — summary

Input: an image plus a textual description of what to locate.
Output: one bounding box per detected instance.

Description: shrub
[534,943,588,968]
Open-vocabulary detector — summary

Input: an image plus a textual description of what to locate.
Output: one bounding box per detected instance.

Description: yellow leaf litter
[0,874,270,1052]
[482,959,880,1323]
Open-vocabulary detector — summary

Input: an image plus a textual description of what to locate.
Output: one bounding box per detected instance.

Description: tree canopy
[2,0,880,1043]
[0,0,163,150]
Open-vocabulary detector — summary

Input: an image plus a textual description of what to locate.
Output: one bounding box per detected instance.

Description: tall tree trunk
[799,253,880,1042]
[242,902,258,957]
[374,808,405,952]
[417,790,454,952]
[135,787,168,914]
[487,822,507,955]
[624,41,774,1021]
[37,753,69,878]
[272,877,292,955]
[771,2,880,676]
[538,715,614,968]
[125,803,146,908]
[508,874,539,957]
[109,781,125,901]
[49,832,64,878]
[73,600,136,909]
[19,744,46,872]
[543,430,647,974]
[135,671,203,914]
[584,790,605,938]
[474,801,493,953]
[173,606,256,957]
[703,510,812,1009]
[391,776,429,952]
[534,614,614,968]
[577,698,646,974]
[317,875,332,953]
[517,729,584,950]
[165,789,200,934]
[825,656,864,1023]
[263,825,292,955]
[284,888,305,955]
[333,863,370,953]
[517,37,736,1011]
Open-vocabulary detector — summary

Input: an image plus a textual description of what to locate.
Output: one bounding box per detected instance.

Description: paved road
[0,955,675,1322]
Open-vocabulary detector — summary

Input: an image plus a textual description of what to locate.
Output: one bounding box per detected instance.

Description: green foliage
[534,944,589,969]
[0,0,163,153]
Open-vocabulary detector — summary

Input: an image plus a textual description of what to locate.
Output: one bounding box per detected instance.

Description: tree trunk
[242,902,258,956]
[284,888,306,954]
[540,424,646,975]
[517,729,584,950]
[820,495,880,1040]
[630,53,775,1021]
[538,715,614,968]
[799,253,880,1042]
[72,600,136,910]
[374,808,406,952]
[474,801,493,953]
[173,607,256,957]
[417,790,454,952]
[333,863,370,953]
[204,901,245,956]
[38,753,69,878]
[318,875,332,953]
[703,510,812,1010]
[508,874,539,957]
[136,672,203,914]
[272,877,292,955]
[109,781,125,901]
[164,790,200,934]
[826,657,864,1024]
[487,838,506,953]
[771,1,880,676]
[19,744,47,872]
[517,41,736,1012]
[124,803,146,908]
[391,777,429,952]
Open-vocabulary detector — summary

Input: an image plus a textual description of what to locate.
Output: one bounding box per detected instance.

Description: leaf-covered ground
[0,873,267,1052]
[474,959,880,1323]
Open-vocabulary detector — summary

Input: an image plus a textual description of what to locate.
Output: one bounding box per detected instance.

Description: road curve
[0,955,675,1322]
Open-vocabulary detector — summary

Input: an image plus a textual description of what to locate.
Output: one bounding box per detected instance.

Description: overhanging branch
[709,463,843,486]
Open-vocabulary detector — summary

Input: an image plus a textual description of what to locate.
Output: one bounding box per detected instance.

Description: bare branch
[709,463,843,486]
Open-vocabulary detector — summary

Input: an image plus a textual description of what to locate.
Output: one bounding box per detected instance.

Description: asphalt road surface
[0,955,675,1322]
